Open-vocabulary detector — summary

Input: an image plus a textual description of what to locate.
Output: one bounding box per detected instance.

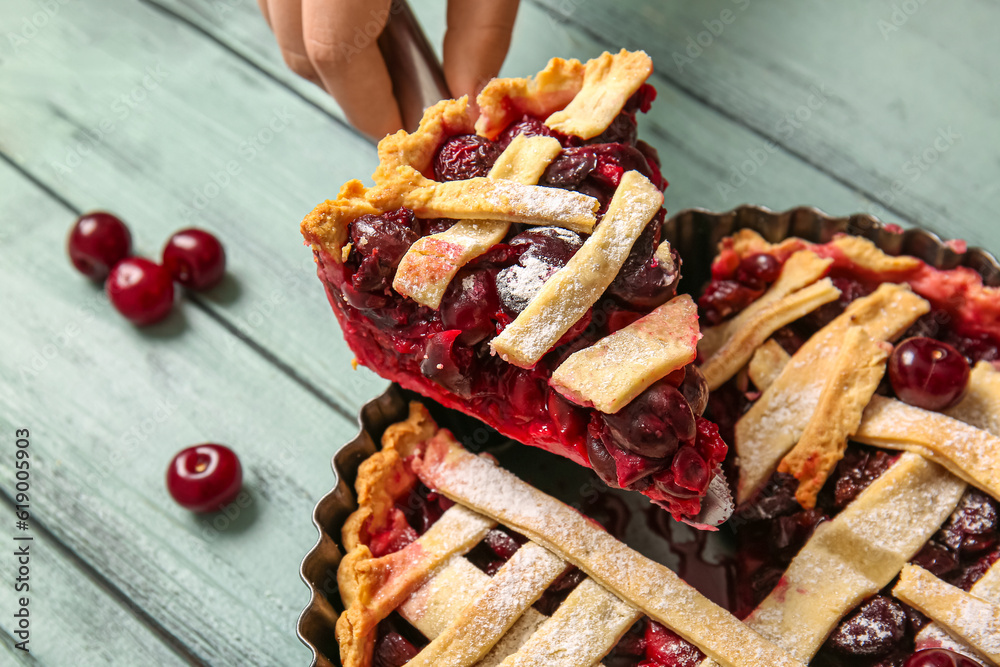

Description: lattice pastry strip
[491,170,664,368]
[401,178,598,234]
[699,250,835,386]
[336,504,495,666]
[894,564,1000,665]
[407,542,567,666]
[543,49,653,139]
[854,395,1000,500]
[916,558,1000,659]
[735,283,930,503]
[747,352,1000,497]
[411,430,808,667]
[777,326,891,508]
[550,294,701,413]
[704,452,966,665]
[498,577,641,667]
[393,134,563,308]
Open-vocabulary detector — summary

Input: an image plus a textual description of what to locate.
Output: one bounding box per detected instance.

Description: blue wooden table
[2,1,997,664]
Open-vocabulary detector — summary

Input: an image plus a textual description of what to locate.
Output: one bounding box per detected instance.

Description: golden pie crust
[338,403,807,667]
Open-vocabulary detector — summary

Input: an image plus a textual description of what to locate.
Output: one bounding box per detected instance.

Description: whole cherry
[166,444,243,513]
[162,228,227,290]
[106,257,175,325]
[68,211,132,280]
[889,337,970,411]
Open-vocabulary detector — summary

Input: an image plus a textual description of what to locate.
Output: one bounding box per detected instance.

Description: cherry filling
[700,238,999,666]
[316,92,729,521]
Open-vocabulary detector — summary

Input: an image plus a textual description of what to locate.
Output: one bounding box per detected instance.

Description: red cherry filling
[166,443,242,513]
[441,269,500,345]
[162,228,226,290]
[735,253,781,289]
[904,649,985,667]
[349,208,421,293]
[889,337,970,411]
[106,257,175,325]
[433,134,501,181]
[496,226,584,316]
[608,211,680,310]
[642,621,704,667]
[68,211,132,280]
[827,595,907,656]
[698,280,763,326]
[372,615,425,667]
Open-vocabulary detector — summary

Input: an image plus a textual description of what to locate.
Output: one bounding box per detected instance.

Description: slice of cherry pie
[302,50,731,526]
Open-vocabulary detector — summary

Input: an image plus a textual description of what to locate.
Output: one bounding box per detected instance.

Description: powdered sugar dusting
[744,453,965,663]
[491,171,662,368]
[497,577,640,667]
[483,180,598,230]
[896,564,1000,662]
[414,439,807,667]
[412,543,566,664]
[855,395,1000,499]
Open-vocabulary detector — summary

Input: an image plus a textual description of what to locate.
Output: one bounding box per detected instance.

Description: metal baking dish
[296,205,1000,667]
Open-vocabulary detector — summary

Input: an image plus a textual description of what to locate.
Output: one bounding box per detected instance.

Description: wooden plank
[0,0,389,418]
[531,0,1000,250]
[0,502,189,666]
[0,159,357,664]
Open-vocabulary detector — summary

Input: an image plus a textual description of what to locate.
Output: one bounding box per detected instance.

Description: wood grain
[0,504,190,666]
[0,158,357,664]
[530,0,1000,249]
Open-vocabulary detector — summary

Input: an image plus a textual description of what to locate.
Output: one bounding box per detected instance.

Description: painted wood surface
[1,0,997,665]
[532,0,1000,248]
[0,504,189,666]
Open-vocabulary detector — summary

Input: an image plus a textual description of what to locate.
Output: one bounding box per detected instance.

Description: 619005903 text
[12,428,33,653]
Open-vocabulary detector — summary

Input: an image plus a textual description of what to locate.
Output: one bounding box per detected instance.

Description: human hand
[258,0,519,140]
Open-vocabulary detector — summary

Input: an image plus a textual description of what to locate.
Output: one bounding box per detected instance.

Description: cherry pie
[304,50,1000,667]
[302,50,731,526]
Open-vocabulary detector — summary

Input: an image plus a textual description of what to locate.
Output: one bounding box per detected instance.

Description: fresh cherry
[889,337,970,411]
[433,134,500,181]
[166,443,242,513]
[106,257,175,325]
[162,228,226,290]
[68,211,132,280]
[904,648,984,667]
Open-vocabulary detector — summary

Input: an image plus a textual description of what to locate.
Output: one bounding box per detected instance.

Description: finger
[257,0,271,28]
[302,0,403,140]
[266,0,321,84]
[443,0,519,106]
